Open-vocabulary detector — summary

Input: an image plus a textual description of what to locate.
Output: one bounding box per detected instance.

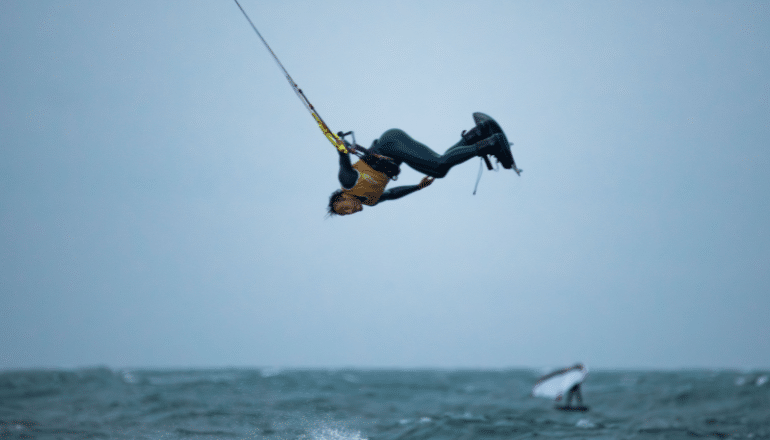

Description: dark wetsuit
[565,384,583,407]
[338,129,478,204]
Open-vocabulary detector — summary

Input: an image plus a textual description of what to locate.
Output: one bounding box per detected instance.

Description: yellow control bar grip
[312,112,348,154]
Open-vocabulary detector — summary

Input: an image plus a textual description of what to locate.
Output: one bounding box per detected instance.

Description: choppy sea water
[1,368,768,439]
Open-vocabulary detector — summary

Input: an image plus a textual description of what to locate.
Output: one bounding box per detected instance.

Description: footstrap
[482,155,494,170]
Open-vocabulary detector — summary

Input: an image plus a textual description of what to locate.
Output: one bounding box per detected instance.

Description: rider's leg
[371,129,480,178]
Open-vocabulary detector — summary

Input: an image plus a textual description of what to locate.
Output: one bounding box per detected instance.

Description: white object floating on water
[419,417,432,424]
[756,375,768,386]
[576,419,595,429]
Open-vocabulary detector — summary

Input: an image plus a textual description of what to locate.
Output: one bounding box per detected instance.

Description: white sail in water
[532,364,588,400]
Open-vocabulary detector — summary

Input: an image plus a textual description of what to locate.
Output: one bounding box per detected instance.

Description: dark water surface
[1,368,768,439]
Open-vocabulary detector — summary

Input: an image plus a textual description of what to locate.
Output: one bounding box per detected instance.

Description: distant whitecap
[309,427,367,440]
[260,367,282,378]
[120,370,138,384]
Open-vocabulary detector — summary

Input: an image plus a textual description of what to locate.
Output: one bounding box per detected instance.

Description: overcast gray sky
[1,1,769,370]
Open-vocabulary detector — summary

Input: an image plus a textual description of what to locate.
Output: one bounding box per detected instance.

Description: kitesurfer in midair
[229,3,522,216]
[328,113,519,216]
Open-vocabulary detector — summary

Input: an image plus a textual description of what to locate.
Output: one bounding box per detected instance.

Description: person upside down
[328,112,519,216]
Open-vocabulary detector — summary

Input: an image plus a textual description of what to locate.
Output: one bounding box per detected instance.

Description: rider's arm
[338,150,358,189]
[376,185,421,203]
[377,176,434,204]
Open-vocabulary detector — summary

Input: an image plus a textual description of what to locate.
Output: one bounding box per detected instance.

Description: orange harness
[341,161,390,205]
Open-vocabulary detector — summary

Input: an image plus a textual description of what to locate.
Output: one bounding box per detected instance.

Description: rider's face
[334,194,363,216]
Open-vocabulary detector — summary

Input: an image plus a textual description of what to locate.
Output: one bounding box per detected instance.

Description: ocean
[0,368,768,439]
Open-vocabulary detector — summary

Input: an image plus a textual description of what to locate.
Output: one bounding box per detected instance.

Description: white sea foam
[260,367,282,378]
[308,427,367,440]
[120,370,138,384]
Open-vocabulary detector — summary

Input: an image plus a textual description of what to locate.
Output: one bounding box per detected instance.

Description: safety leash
[473,141,515,194]
[473,158,484,195]
[232,0,351,155]
[472,157,500,195]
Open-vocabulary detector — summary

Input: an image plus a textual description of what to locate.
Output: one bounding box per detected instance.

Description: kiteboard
[555,405,590,412]
[472,112,521,175]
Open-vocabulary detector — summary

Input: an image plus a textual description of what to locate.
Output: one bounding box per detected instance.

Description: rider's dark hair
[326,189,345,217]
